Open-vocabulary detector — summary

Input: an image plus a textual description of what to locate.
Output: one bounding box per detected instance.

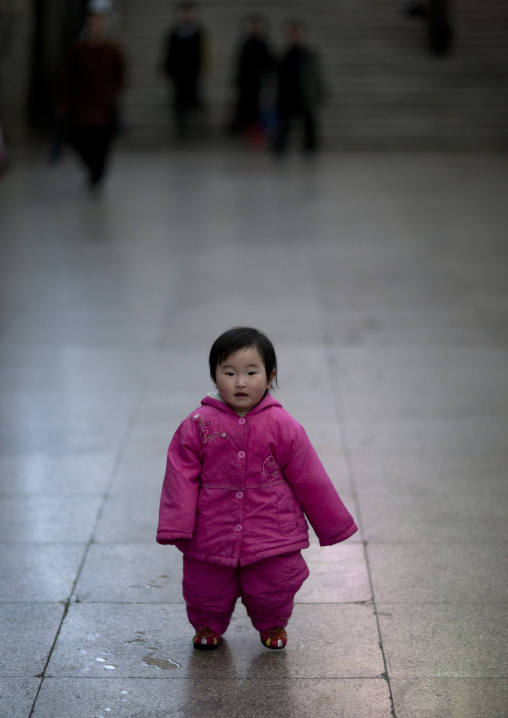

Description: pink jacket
[157,393,358,566]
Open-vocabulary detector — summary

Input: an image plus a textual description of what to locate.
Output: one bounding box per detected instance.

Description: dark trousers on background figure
[70,124,116,188]
[273,109,317,154]
[172,80,201,137]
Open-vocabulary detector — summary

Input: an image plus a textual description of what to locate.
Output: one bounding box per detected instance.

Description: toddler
[157,327,357,650]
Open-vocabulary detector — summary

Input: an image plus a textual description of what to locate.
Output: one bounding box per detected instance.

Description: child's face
[215,347,275,417]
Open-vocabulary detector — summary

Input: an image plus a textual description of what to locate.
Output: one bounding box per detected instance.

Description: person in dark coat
[231,16,274,148]
[273,22,323,155]
[163,3,208,137]
[428,0,453,55]
[58,10,126,190]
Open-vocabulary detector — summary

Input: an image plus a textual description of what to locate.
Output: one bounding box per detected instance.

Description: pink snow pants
[183,551,309,635]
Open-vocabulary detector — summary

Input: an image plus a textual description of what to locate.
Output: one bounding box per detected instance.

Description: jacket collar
[201,391,282,417]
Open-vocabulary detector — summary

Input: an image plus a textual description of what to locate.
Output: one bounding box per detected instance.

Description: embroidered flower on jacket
[193,414,228,443]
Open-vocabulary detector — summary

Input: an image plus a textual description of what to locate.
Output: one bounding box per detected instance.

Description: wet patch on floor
[142,653,181,670]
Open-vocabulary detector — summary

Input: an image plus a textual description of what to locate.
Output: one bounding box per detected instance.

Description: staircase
[115,0,508,150]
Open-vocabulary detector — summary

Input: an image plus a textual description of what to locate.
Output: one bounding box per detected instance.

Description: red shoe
[260,627,287,649]
[193,627,222,650]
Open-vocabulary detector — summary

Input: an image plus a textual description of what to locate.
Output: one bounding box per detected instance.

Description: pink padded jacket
[156,393,358,566]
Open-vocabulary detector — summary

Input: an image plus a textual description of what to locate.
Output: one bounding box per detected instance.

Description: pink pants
[182,551,309,635]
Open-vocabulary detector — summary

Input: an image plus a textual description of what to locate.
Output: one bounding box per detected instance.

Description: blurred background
[1,0,507,156]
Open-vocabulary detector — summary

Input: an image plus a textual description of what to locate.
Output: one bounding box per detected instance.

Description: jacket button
[236,491,243,499]
[238,451,245,459]
[235,524,242,532]
[238,418,245,425]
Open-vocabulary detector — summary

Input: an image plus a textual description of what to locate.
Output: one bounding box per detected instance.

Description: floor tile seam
[0,541,89,545]
[320,341,397,718]
[353,483,508,492]
[47,600,372,606]
[4,598,505,607]
[345,452,508,459]
[362,541,508,548]
[36,675,391,682]
[27,386,149,718]
[72,544,171,555]
[16,674,508,683]
[36,599,374,606]
[354,492,508,499]
[369,600,508,607]
[0,493,114,498]
[385,672,508,680]
[0,600,79,606]
[315,599,508,607]
[361,539,508,545]
[65,541,163,546]
[341,412,508,421]
[307,538,365,543]
[84,536,408,551]
[70,386,153,569]
[84,385,150,547]
[294,600,373,606]
[389,677,508,682]
[59,600,188,605]
[348,451,508,458]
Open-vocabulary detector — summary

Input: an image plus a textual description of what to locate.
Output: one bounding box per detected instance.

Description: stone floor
[0,146,507,718]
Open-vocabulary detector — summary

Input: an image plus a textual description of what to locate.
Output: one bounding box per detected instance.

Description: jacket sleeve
[280,420,358,545]
[156,419,202,544]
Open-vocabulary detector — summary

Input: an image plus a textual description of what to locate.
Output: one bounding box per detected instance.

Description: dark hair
[209,327,277,384]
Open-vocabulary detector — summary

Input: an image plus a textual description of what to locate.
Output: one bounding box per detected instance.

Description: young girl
[157,327,357,650]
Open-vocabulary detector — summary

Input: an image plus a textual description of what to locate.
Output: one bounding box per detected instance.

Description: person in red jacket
[157,328,358,651]
[58,9,125,191]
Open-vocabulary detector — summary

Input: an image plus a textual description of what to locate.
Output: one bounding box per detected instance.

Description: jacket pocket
[274,485,304,536]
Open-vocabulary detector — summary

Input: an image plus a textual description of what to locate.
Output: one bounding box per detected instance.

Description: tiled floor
[1,147,507,717]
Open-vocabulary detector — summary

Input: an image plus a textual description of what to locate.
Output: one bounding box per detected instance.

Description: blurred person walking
[272,21,323,155]
[58,6,126,191]
[0,121,8,179]
[162,3,209,139]
[428,0,453,55]
[230,16,274,149]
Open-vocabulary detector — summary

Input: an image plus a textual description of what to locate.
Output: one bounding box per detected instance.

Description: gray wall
[0,0,86,143]
[0,0,32,143]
